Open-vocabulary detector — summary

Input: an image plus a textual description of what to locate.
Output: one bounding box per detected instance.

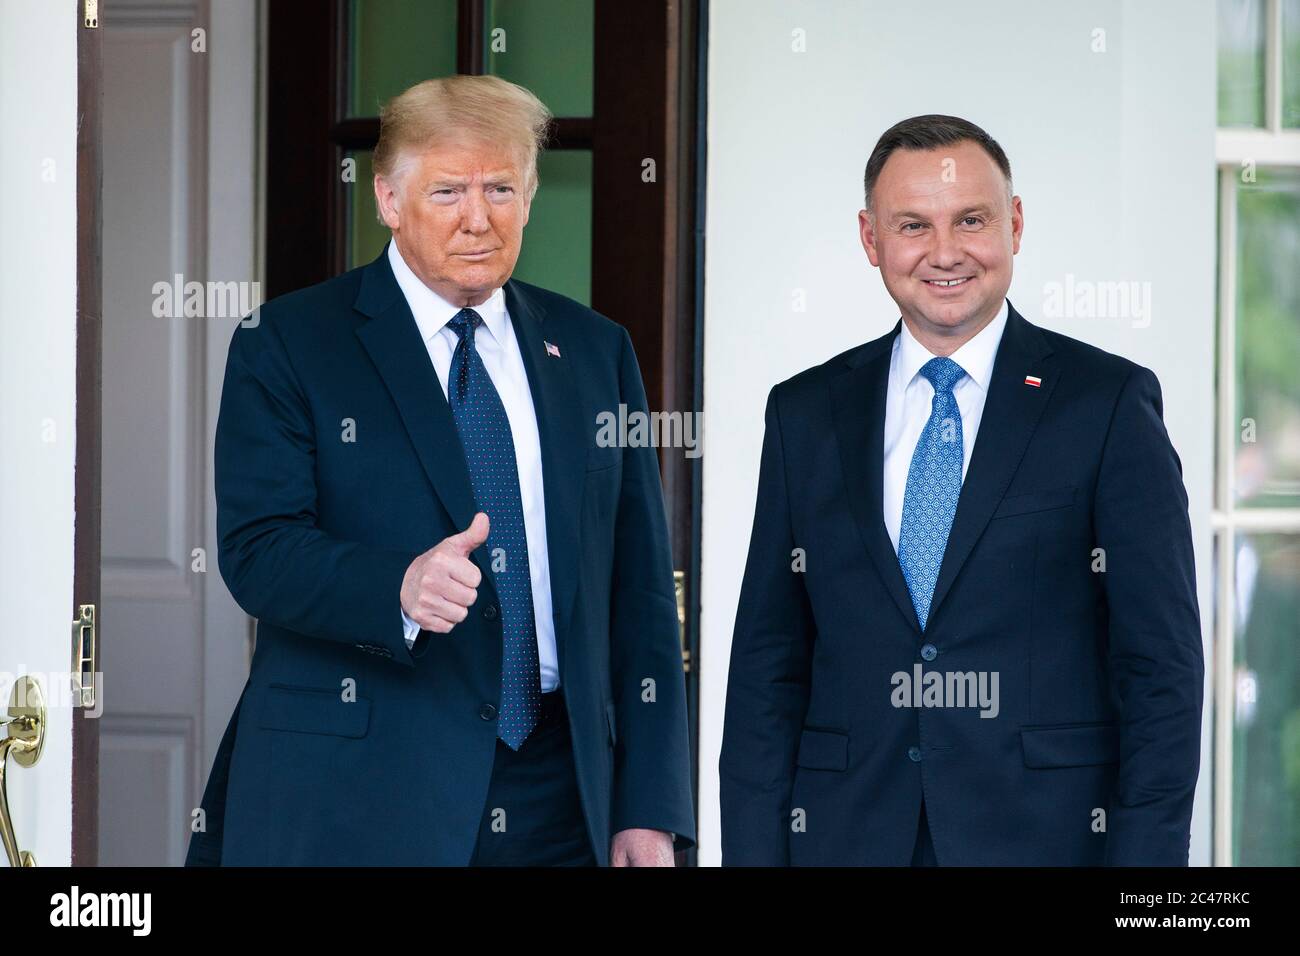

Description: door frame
[74,0,103,867]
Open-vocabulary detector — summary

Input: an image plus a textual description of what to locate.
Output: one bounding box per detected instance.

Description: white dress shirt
[882,298,1009,553]
[389,240,559,692]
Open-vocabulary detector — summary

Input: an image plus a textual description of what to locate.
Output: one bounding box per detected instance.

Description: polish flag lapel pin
[1024,374,1042,388]
[544,340,561,358]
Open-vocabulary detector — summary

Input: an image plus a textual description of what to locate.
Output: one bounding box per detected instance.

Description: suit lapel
[926,303,1057,622]
[503,279,587,651]
[352,244,500,597]
[831,322,923,633]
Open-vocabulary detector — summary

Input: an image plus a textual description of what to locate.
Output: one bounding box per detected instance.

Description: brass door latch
[0,676,46,867]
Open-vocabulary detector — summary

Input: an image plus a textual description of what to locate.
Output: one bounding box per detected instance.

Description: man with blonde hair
[189,75,694,866]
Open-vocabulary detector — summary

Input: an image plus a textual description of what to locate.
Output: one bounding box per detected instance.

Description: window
[1214,0,1300,866]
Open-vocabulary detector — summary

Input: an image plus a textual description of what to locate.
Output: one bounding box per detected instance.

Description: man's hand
[610,828,675,867]
[400,513,489,633]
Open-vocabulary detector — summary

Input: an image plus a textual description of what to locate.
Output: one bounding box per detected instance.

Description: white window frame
[1212,0,1300,866]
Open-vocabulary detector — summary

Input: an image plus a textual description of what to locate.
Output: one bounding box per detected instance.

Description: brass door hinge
[674,570,690,673]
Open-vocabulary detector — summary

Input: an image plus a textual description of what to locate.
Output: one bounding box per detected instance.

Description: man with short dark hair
[719,114,1203,866]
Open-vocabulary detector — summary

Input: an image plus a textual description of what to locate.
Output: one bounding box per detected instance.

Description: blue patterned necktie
[897,357,967,631]
[446,308,541,750]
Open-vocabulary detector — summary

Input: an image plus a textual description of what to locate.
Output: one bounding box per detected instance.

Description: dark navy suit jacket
[719,302,1203,866]
[186,243,694,865]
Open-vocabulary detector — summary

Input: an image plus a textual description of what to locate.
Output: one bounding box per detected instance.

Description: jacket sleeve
[607,327,697,849]
[719,384,816,865]
[214,317,426,665]
[1094,364,1205,865]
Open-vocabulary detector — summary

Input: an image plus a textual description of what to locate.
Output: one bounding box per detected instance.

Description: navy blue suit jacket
[719,302,1203,865]
[187,244,694,865]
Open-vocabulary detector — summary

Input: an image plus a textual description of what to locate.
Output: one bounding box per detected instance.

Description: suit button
[920,643,938,662]
[908,746,922,762]
[483,604,499,621]
[480,704,497,721]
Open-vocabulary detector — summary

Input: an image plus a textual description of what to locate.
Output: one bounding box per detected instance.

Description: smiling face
[375,137,532,306]
[859,139,1023,353]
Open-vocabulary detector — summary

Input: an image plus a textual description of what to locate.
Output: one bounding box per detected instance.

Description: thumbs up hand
[400,512,489,633]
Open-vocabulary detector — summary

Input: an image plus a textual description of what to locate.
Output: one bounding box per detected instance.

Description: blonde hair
[373,75,552,209]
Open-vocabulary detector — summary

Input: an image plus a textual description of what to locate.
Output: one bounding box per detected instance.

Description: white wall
[0,0,80,866]
[699,0,1217,866]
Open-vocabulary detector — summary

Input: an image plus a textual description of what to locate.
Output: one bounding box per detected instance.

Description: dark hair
[863,114,1012,211]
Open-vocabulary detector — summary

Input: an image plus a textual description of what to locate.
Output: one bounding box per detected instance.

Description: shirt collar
[896,297,1009,394]
[387,238,508,345]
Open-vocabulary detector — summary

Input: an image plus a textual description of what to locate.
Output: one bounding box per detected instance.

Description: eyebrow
[423,172,519,190]
[891,204,994,224]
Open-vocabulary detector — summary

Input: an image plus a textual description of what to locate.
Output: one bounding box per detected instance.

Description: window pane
[346,150,390,270]
[485,0,593,117]
[1231,533,1300,866]
[1218,0,1266,127]
[1286,0,1300,127]
[1235,168,1300,507]
[512,150,592,304]
[348,0,458,118]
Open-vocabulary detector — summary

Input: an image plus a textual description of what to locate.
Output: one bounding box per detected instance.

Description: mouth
[454,249,498,261]
[921,276,974,289]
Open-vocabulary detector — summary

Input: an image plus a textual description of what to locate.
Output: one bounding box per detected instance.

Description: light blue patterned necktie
[897,356,967,631]
[446,308,542,750]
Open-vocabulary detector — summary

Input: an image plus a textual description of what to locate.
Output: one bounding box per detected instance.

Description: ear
[375,174,400,230]
[859,209,881,267]
[1010,194,1024,255]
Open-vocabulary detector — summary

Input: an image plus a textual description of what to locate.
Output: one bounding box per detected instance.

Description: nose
[460,188,491,234]
[927,226,964,271]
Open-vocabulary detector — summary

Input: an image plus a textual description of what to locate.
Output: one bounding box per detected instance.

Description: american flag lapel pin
[544,340,561,358]
[1024,374,1042,388]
